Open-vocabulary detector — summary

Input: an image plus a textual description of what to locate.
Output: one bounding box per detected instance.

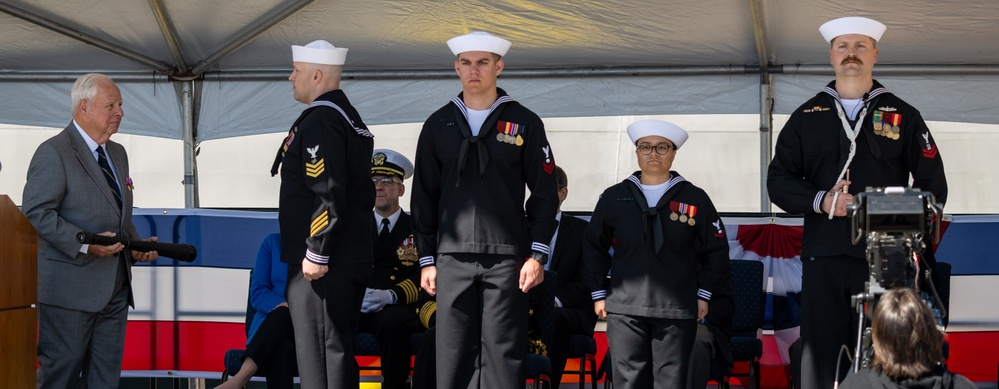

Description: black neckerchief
[270,111,308,176]
[625,172,687,254]
[451,89,512,187]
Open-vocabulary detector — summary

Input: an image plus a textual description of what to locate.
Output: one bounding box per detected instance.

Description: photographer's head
[871,287,945,379]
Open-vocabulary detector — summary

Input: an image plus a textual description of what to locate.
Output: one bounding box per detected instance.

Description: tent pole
[759,74,773,212]
[148,0,189,74]
[0,71,171,82]
[4,64,999,82]
[182,80,199,208]
[190,0,315,75]
[205,66,752,81]
[750,0,773,212]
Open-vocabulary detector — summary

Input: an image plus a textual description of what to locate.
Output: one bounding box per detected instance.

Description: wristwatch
[528,251,548,265]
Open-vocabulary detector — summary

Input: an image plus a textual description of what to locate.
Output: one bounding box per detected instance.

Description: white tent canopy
[3,0,999,207]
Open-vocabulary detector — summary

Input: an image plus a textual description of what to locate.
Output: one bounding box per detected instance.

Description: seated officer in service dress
[359,149,431,389]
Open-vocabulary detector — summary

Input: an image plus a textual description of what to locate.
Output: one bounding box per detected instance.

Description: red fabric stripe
[119,321,997,384]
[944,332,999,383]
[122,321,383,372]
[735,224,804,259]
[122,321,244,371]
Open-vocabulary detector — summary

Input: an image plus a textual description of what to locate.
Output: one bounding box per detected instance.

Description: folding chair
[526,270,557,388]
[712,260,765,389]
[563,334,598,389]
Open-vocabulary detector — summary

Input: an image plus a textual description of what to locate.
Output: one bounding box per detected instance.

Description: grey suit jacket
[22,123,139,312]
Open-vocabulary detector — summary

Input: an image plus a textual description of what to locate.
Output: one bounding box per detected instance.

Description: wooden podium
[0,194,37,387]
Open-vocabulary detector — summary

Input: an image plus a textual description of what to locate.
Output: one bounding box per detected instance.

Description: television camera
[846,186,944,372]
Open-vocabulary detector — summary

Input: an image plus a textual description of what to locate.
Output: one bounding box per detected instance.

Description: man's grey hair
[71,73,112,113]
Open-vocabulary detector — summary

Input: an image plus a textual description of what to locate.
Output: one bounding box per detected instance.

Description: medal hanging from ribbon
[669,201,697,226]
[396,236,418,264]
[271,126,298,176]
[680,202,697,226]
[496,121,525,146]
[873,110,902,140]
[886,112,901,140]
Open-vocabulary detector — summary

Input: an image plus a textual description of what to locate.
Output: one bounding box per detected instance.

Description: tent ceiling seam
[0,1,174,75]
[189,0,315,76]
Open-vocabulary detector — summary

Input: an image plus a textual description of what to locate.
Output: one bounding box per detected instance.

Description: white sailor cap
[371,149,414,180]
[292,40,348,65]
[819,17,886,43]
[627,120,689,149]
[447,31,511,57]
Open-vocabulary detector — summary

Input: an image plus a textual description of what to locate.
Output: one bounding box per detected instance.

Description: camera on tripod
[845,186,943,371]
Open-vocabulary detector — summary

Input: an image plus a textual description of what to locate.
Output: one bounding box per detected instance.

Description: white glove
[361,288,395,313]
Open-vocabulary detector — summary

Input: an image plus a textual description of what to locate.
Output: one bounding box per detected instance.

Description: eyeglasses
[636,143,676,155]
[372,177,402,185]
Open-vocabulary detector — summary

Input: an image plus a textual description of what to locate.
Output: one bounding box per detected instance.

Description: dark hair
[871,287,944,379]
[554,165,567,191]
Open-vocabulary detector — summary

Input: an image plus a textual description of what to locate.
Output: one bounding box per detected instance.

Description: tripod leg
[852,297,867,373]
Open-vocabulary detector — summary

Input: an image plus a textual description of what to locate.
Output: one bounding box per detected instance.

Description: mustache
[841,56,863,65]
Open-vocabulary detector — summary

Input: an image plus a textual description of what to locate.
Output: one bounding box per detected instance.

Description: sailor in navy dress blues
[767,17,947,389]
[581,120,729,389]
[359,149,430,389]
[410,31,559,389]
[271,40,375,389]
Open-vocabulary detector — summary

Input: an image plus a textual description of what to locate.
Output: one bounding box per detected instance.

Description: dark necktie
[96,146,122,209]
[379,218,390,238]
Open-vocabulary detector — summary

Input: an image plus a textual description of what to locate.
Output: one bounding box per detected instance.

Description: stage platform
[63,209,999,388]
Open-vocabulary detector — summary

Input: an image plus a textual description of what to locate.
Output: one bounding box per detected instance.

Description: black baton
[77,231,198,262]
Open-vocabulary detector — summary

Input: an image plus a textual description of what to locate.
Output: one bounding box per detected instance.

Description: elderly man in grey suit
[22,73,159,389]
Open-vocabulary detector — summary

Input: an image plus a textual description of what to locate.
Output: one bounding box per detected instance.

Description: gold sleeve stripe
[310,209,329,230]
[419,301,436,329]
[310,218,329,236]
[310,210,329,236]
[397,279,419,304]
[305,159,325,178]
